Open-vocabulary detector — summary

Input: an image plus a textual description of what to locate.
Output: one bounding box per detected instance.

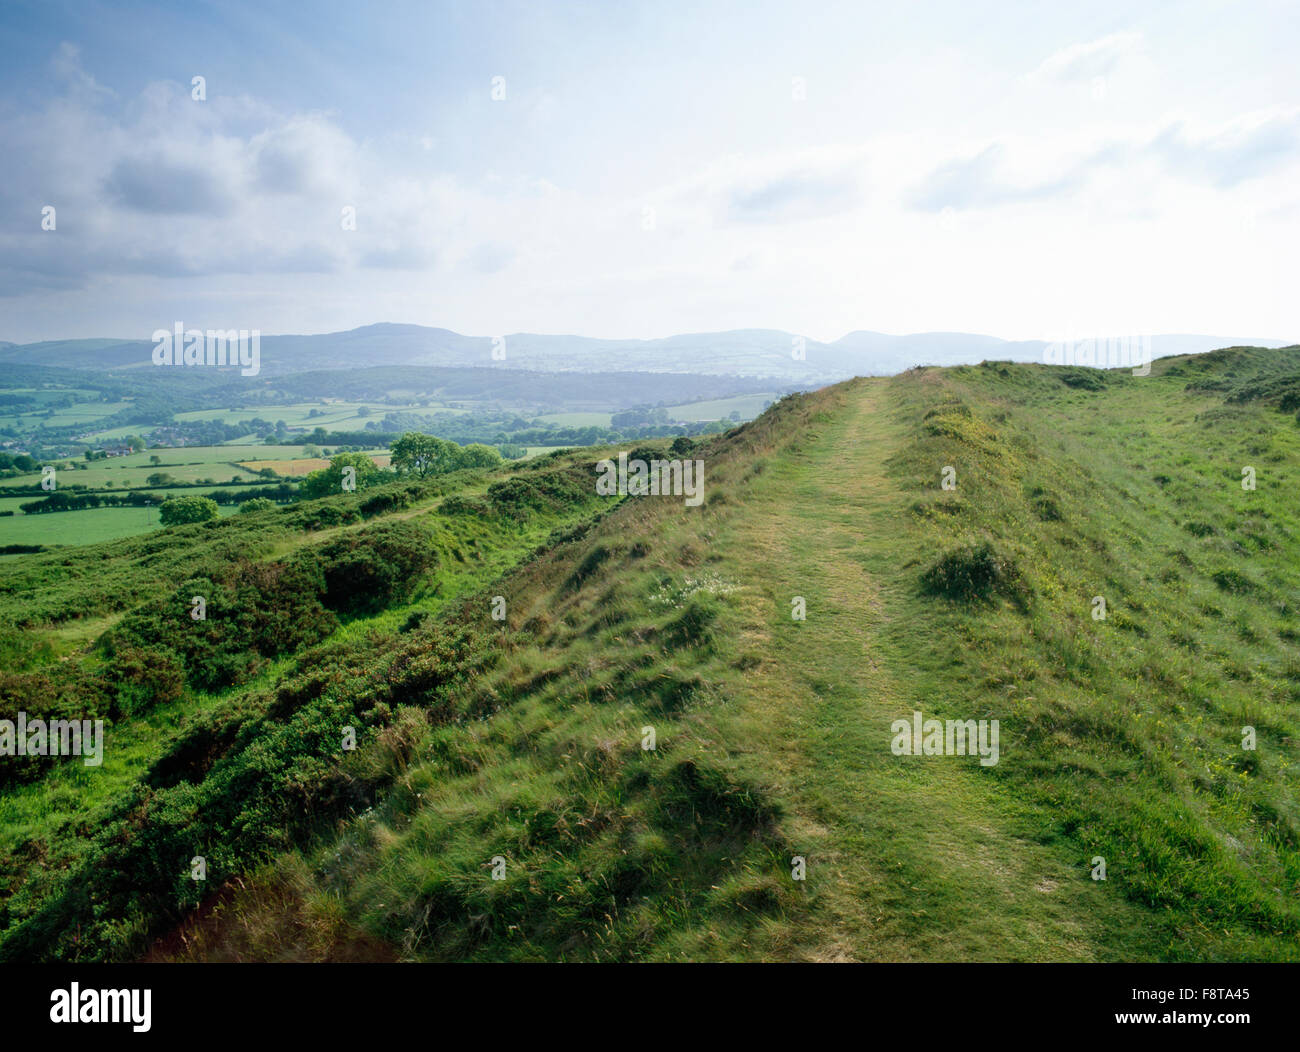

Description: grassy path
[711,378,1133,960]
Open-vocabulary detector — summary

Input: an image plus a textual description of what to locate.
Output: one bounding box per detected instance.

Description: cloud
[50,42,115,100]
[360,242,438,270]
[726,170,862,224]
[907,143,1080,211]
[463,242,515,273]
[1147,112,1300,187]
[0,46,490,295]
[907,107,1300,214]
[1029,32,1143,82]
[251,117,357,196]
[104,157,236,215]
[650,148,867,229]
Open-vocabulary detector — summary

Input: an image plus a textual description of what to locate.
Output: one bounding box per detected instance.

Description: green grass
[0,503,239,546]
[4,348,1300,962]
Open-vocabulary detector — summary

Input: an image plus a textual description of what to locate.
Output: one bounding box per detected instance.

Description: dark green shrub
[921,539,1023,603]
[312,521,435,616]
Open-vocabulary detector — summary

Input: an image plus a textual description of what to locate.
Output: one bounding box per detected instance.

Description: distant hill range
[0,324,1293,380]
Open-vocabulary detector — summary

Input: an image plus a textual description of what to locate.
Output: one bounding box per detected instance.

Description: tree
[458,443,503,469]
[390,433,461,478]
[238,497,276,514]
[300,452,384,499]
[159,495,219,526]
[150,455,162,466]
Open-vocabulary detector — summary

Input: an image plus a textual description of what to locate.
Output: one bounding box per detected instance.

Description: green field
[0,398,134,433]
[663,392,777,422]
[533,411,612,427]
[0,445,322,491]
[166,402,469,434]
[0,502,239,546]
[0,443,326,547]
[535,394,779,428]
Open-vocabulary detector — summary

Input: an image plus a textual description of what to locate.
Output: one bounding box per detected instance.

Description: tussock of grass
[921,538,1025,605]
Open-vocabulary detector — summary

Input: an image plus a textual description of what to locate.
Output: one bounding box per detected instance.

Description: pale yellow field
[238,454,391,476]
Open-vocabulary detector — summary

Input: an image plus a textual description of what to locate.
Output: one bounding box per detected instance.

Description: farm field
[535,394,779,428]
[238,452,391,476]
[533,410,612,427]
[0,502,238,546]
[0,445,327,490]
[167,402,470,432]
[0,400,133,433]
[663,392,778,421]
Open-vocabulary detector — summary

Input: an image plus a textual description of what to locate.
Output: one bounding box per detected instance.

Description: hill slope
[3,347,1300,961]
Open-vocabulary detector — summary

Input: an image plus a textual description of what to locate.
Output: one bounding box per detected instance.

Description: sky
[1,0,1297,345]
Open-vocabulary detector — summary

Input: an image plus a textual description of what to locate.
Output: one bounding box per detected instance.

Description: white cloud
[1029,31,1144,82]
[3,20,1297,346]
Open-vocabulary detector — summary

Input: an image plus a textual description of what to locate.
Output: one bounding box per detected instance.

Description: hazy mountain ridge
[3,324,1292,380]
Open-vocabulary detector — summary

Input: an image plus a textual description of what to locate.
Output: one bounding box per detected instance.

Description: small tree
[300,452,384,499]
[458,443,504,469]
[390,432,460,478]
[238,497,276,514]
[159,495,219,526]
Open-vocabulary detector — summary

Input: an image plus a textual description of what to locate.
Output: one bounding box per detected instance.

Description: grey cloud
[255,141,315,194]
[251,121,350,195]
[0,243,90,296]
[104,157,235,215]
[360,243,438,270]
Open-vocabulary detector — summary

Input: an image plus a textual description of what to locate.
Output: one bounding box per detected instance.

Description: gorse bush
[314,521,436,616]
[106,562,338,693]
[920,538,1023,603]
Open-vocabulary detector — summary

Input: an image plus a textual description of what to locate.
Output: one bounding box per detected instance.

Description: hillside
[3,347,1300,961]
